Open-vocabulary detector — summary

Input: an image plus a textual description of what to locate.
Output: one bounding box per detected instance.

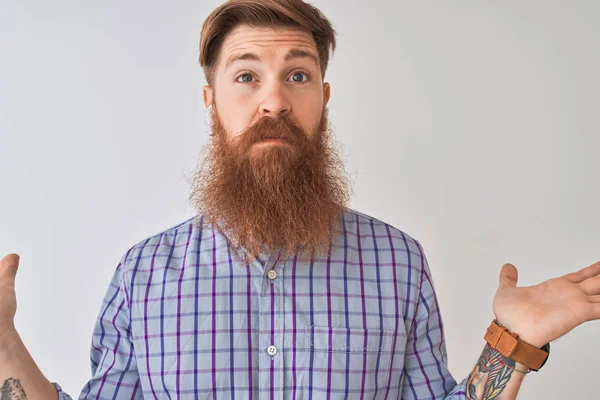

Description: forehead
[218,24,318,66]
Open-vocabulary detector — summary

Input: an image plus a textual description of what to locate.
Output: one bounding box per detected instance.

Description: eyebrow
[224,48,319,70]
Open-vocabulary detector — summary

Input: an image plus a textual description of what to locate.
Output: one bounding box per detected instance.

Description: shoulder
[117,215,201,272]
[340,208,429,286]
[341,209,431,316]
[341,208,423,254]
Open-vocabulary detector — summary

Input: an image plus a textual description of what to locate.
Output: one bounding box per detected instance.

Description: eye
[234,71,310,84]
[289,71,310,83]
[235,72,256,83]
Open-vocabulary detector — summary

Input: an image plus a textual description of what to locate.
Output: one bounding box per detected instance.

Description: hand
[0,253,20,338]
[492,261,600,347]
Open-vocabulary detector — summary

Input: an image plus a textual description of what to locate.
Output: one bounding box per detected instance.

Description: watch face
[539,342,551,369]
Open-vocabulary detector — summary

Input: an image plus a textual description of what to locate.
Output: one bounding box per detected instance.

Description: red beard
[190,104,351,264]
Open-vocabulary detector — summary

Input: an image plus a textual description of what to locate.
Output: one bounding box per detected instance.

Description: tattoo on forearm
[0,378,27,400]
[466,344,515,399]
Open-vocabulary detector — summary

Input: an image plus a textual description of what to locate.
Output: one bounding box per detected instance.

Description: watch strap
[484,320,549,372]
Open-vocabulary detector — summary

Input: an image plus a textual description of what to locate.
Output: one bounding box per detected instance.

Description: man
[1,0,599,399]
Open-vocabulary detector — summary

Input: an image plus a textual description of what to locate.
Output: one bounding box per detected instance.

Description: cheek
[218,107,254,139]
[302,105,324,138]
[214,87,255,135]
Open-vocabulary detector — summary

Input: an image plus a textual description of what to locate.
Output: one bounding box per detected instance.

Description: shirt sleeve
[401,240,469,399]
[51,256,143,399]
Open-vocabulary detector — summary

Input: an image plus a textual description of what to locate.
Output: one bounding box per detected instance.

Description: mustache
[236,115,308,149]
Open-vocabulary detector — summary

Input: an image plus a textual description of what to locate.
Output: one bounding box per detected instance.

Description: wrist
[485,319,550,372]
[0,326,21,360]
[516,335,546,349]
[495,319,547,348]
[515,361,531,373]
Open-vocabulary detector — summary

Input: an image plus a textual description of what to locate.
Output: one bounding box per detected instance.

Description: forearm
[0,329,58,400]
[465,343,529,399]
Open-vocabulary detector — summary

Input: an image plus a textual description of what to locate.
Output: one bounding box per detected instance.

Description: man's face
[203,24,331,150]
[193,24,348,264]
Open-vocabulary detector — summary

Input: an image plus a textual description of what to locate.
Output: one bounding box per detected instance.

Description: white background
[1,0,599,398]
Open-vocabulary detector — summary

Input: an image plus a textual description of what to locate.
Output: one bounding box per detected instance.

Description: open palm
[493,261,600,347]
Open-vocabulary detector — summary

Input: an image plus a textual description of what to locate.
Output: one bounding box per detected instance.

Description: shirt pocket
[304,325,395,397]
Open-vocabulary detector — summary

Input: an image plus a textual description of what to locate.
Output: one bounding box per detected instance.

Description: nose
[258,82,291,118]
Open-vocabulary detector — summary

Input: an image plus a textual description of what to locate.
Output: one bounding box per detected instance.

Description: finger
[588,303,600,321]
[580,275,600,295]
[588,295,600,304]
[0,254,20,284]
[498,263,518,289]
[563,261,600,284]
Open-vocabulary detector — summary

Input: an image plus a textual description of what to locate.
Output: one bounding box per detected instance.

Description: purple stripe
[383,225,399,400]
[305,327,396,336]
[176,224,194,396]
[94,263,122,391]
[133,258,418,273]
[110,344,136,400]
[211,226,218,400]
[130,326,400,340]
[113,244,147,400]
[193,217,204,395]
[131,291,400,303]
[143,234,165,399]
[417,242,448,390]
[95,308,120,373]
[126,228,417,243]
[121,247,135,327]
[418,290,447,388]
[270,276,275,400]
[131,380,140,397]
[335,230,422,243]
[342,217,351,399]
[136,364,399,375]
[410,260,436,398]
[399,232,413,325]
[109,248,138,400]
[96,298,125,398]
[131,273,402,287]
[417,242,446,361]
[326,244,333,397]
[159,231,178,400]
[246,261,253,400]
[369,219,384,397]
[355,214,368,400]
[307,257,315,400]
[227,242,236,400]
[126,308,412,324]
[399,230,419,399]
[262,366,394,374]
[291,254,298,400]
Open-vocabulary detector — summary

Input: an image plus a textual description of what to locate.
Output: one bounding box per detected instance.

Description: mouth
[256,138,289,145]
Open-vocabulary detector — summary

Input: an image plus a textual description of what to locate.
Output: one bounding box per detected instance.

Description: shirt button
[267,345,278,356]
[267,269,277,280]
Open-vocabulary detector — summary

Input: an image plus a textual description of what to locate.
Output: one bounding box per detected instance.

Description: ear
[323,82,331,106]
[203,85,214,109]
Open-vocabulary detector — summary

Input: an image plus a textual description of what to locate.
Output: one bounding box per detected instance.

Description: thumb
[0,254,20,285]
[498,263,518,289]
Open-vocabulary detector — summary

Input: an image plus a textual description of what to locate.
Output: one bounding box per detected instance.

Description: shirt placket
[258,249,285,400]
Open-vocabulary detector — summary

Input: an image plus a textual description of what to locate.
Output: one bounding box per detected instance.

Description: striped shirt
[53,209,468,399]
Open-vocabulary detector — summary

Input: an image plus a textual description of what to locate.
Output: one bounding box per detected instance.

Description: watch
[484,319,550,372]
